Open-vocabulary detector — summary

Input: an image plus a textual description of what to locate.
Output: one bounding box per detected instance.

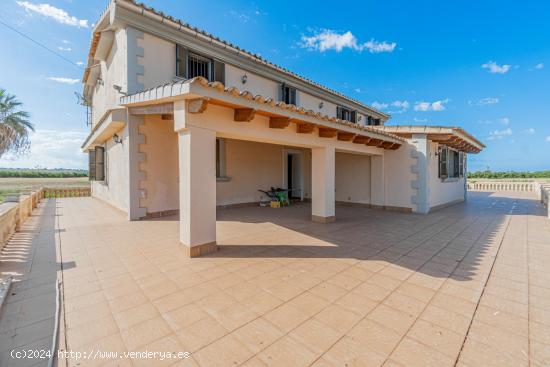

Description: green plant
[0,88,34,157]
[468,170,550,179]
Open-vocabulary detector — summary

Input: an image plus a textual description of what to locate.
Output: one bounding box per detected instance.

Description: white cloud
[1,129,87,169]
[414,99,450,112]
[482,61,511,74]
[413,117,427,123]
[488,128,513,140]
[371,100,409,114]
[301,30,396,53]
[524,128,536,134]
[16,1,88,28]
[499,117,510,125]
[57,46,72,51]
[545,136,550,142]
[471,97,499,106]
[534,63,544,70]
[47,76,80,84]
[354,88,362,93]
[76,61,84,66]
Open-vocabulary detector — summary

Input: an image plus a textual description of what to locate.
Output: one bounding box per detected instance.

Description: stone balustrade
[0,187,90,251]
[540,183,550,218]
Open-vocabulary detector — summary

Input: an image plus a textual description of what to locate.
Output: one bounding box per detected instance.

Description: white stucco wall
[428,141,465,209]
[335,152,371,204]
[138,32,176,90]
[224,64,280,100]
[139,116,179,213]
[217,139,311,206]
[91,125,129,212]
[91,29,128,127]
[384,144,415,210]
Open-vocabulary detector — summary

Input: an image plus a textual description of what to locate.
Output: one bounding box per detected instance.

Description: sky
[0,0,549,171]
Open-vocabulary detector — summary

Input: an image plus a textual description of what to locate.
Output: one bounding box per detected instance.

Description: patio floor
[1,192,550,366]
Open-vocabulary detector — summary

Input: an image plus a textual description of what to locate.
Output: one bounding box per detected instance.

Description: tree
[0,88,34,158]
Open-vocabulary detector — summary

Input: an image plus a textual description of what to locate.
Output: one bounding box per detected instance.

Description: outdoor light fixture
[113,85,127,95]
[358,116,362,122]
[241,74,248,84]
[319,102,324,109]
[113,134,123,145]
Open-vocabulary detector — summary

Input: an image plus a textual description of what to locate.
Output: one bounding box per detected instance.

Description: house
[81,0,485,257]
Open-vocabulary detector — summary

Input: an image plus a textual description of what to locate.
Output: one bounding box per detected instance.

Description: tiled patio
[1,192,550,367]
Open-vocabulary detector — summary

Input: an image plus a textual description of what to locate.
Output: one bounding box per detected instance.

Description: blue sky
[0,0,549,171]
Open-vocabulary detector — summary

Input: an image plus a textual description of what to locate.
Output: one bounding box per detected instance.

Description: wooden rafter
[388,143,401,150]
[188,98,209,114]
[296,123,315,134]
[318,128,337,138]
[234,108,256,122]
[269,116,290,129]
[378,141,395,149]
[366,138,383,146]
[337,132,355,141]
[353,136,369,144]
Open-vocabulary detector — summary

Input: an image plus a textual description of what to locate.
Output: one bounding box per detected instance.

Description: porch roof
[119,77,405,150]
[374,125,485,154]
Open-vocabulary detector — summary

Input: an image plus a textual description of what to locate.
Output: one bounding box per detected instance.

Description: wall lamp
[113,134,123,145]
[318,102,324,109]
[113,85,127,95]
[241,74,248,84]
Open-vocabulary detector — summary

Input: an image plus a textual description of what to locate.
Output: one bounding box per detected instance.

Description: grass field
[0,177,90,202]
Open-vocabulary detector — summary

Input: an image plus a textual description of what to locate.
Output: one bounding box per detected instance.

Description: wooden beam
[353,135,369,144]
[234,108,256,122]
[161,114,173,120]
[366,138,383,146]
[296,123,314,134]
[318,128,337,138]
[388,143,401,150]
[269,116,290,129]
[379,141,395,149]
[428,134,453,142]
[129,103,173,115]
[337,132,355,141]
[188,98,208,114]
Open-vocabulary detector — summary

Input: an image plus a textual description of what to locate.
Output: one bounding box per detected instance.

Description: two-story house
[81,0,484,257]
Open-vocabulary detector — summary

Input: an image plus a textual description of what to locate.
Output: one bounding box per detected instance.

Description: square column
[370,155,385,208]
[311,146,335,223]
[178,124,218,257]
[411,133,430,214]
[128,113,146,220]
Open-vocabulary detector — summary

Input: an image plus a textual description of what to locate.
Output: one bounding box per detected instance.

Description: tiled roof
[120,76,406,143]
[87,0,388,118]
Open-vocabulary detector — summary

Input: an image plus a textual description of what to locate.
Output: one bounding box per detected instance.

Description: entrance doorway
[283,149,304,201]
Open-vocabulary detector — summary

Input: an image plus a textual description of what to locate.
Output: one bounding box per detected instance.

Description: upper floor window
[366,116,381,126]
[176,45,225,83]
[281,84,297,105]
[337,106,357,123]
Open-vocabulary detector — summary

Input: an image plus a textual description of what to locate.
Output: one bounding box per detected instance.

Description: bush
[468,170,550,179]
[0,168,88,178]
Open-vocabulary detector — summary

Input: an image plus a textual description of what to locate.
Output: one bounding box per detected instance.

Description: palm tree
[0,88,34,157]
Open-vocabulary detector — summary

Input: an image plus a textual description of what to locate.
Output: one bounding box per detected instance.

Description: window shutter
[439,147,448,179]
[279,83,286,102]
[95,146,105,181]
[459,152,464,177]
[350,110,357,123]
[213,61,225,83]
[289,87,297,105]
[88,150,96,181]
[176,45,188,78]
[336,106,342,119]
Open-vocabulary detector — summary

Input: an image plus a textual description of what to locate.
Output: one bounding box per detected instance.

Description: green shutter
[88,150,96,181]
[213,61,225,83]
[176,45,188,78]
[95,146,105,181]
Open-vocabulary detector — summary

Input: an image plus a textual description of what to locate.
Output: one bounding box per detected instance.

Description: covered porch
[119,77,406,257]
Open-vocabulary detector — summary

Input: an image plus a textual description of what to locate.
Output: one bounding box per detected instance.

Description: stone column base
[311,215,336,223]
[184,242,219,258]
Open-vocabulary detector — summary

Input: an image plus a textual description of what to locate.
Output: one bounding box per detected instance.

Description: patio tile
[258,335,318,367]
[193,334,254,367]
[232,317,284,353]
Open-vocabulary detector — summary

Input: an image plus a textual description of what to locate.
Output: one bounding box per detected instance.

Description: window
[281,84,297,105]
[337,106,357,123]
[176,45,225,83]
[366,116,381,126]
[89,146,105,181]
[438,146,464,180]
